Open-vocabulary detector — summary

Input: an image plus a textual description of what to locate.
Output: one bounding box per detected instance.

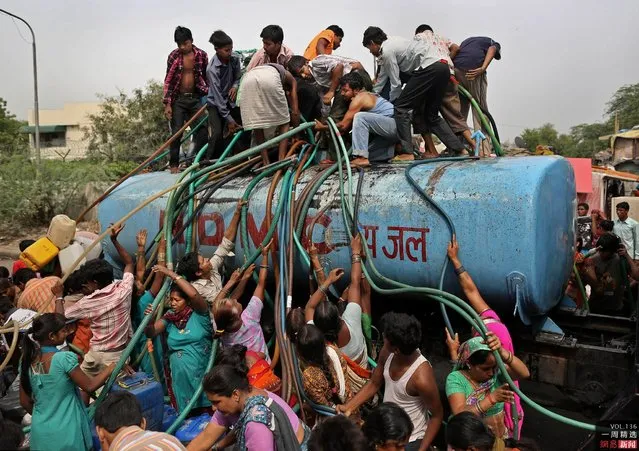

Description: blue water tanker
[98,156,576,324]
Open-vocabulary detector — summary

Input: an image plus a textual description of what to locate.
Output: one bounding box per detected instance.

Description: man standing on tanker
[163,26,209,173]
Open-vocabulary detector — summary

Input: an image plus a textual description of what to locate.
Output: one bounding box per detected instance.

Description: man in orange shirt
[15,268,60,313]
[304,25,344,60]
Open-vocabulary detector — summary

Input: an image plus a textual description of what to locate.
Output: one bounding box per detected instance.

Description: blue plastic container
[175,413,211,444]
[110,372,163,431]
[162,404,178,432]
[98,157,576,324]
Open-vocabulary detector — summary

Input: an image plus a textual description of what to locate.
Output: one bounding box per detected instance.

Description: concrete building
[20,102,102,160]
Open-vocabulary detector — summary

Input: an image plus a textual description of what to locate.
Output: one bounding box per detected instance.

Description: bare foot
[351,157,370,167]
[392,154,415,162]
[420,152,439,159]
[169,166,179,174]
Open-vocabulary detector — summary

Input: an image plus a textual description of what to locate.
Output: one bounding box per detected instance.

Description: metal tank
[98,156,576,324]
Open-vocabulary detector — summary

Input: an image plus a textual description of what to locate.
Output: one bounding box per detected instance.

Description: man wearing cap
[451,36,502,156]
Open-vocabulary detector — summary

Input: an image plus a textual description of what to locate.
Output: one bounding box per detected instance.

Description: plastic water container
[20,237,59,270]
[175,413,211,444]
[74,231,103,261]
[110,372,163,431]
[162,405,178,432]
[58,241,86,276]
[47,214,77,250]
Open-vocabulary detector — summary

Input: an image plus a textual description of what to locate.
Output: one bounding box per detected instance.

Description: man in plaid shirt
[163,26,209,173]
[54,224,134,376]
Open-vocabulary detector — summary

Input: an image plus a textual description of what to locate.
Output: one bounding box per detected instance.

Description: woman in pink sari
[447,238,525,438]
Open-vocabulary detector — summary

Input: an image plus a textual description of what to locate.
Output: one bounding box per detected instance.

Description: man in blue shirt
[206,30,243,160]
[452,37,501,156]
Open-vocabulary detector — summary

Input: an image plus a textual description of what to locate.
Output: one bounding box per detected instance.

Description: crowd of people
[0,212,537,450]
[572,201,639,315]
[0,23,540,451]
[164,23,501,171]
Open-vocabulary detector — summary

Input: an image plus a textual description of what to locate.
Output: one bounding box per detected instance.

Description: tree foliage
[85,80,169,162]
[0,98,28,158]
[520,82,639,158]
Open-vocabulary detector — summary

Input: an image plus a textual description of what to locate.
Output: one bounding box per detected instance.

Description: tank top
[383,352,430,442]
[368,95,394,118]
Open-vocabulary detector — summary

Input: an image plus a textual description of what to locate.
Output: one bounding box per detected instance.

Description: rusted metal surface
[98,156,576,322]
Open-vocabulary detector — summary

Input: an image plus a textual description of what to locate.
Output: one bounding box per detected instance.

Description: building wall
[27,102,102,160]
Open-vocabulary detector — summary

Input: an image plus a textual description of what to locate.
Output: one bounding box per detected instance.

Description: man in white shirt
[362,26,464,160]
[613,201,639,260]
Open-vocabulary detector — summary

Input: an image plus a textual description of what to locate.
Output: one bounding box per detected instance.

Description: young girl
[19,313,116,450]
[297,324,353,409]
[214,243,271,361]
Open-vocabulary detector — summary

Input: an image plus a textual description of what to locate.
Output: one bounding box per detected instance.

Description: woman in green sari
[446,332,530,439]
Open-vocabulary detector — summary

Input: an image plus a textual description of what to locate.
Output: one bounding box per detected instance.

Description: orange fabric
[17,276,60,313]
[342,352,372,379]
[72,319,93,354]
[246,350,282,392]
[304,30,336,60]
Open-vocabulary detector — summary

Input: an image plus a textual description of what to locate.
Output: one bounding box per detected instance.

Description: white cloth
[326,345,346,402]
[614,217,639,259]
[340,303,368,367]
[309,54,358,88]
[383,352,431,442]
[238,65,290,130]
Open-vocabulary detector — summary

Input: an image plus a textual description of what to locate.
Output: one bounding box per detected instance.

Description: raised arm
[309,245,327,287]
[232,264,255,301]
[253,241,272,301]
[210,200,246,274]
[619,245,639,280]
[225,200,246,243]
[347,234,363,307]
[150,236,167,297]
[447,238,490,315]
[305,268,344,322]
[152,265,208,314]
[110,224,134,274]
[135,229,148,284]
[485,332,530,380]
[215,269,242,303]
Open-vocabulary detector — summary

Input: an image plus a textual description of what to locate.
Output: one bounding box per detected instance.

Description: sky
[1,0,638,140]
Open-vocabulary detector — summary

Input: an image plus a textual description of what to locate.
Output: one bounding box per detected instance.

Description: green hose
[573,263,589,312]
[457,84,503,156]
[325,119,602,433]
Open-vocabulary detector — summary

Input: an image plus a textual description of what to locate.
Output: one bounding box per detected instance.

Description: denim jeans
[351,112,398,161]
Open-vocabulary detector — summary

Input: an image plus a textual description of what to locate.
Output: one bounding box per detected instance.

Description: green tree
[606,82,639,130]
[85,80,170,162]
[521,123,568,150]
[0,97,28,157]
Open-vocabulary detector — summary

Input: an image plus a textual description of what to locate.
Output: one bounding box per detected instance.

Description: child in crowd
[213,242,272,361]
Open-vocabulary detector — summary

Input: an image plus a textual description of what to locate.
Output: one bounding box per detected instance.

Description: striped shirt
[64,272,134,352]
[17,276,60,313]
[110,426,186,450]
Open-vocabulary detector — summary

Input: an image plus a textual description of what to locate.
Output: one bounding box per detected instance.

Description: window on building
[40,131,66,148]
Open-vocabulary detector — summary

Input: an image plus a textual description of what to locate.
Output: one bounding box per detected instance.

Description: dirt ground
[0,221,100,254]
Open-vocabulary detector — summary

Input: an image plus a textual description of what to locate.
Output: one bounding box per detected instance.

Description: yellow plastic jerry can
[20,237,59,270]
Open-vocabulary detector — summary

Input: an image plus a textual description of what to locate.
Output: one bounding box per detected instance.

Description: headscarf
[454,337,491,370]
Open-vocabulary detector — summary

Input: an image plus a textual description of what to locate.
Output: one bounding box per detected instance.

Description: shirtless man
[163,26,209,173]
[315,72,399,167]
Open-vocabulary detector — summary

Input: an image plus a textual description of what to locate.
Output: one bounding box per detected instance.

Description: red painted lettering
[198,212,224,246]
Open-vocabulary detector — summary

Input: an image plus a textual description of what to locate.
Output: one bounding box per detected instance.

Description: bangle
[487,393,496,405]
[454,265,466,276]
[351,255,362,264]
[505,351,514,364]
[319,285,328,295]
[56,297,65,304]
[476,400,486,415]
[173,275,183,281]
[260,265,269,269]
